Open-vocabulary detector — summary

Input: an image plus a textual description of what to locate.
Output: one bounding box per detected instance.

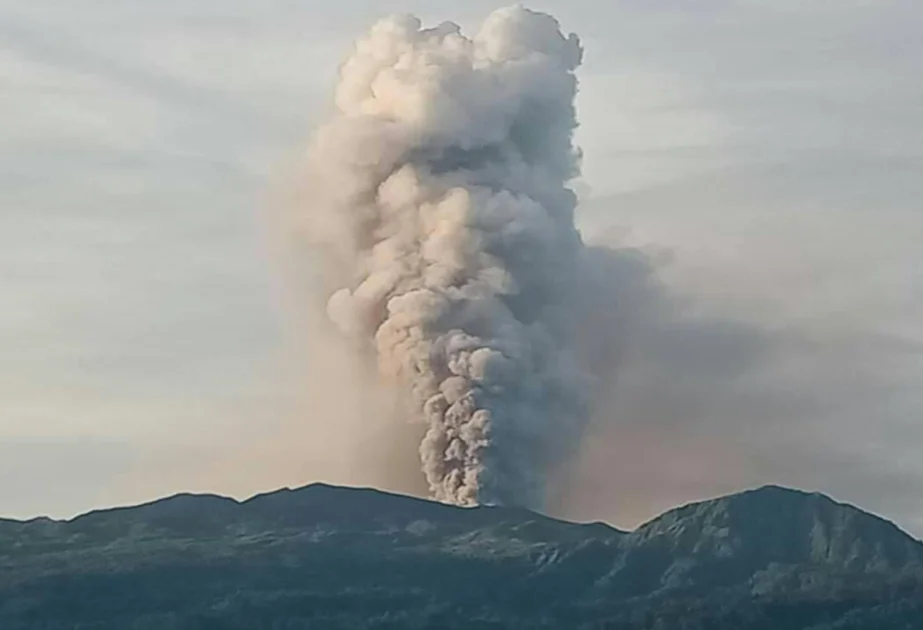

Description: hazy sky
[3,0,922,535]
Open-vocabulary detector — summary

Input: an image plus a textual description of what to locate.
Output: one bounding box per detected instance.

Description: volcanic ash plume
[302,7,590,509]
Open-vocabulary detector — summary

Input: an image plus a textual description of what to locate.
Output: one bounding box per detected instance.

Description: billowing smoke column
[303,6,589,509]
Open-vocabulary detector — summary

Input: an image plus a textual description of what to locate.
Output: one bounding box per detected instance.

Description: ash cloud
[289,4,923,526]
[298,7,602,509]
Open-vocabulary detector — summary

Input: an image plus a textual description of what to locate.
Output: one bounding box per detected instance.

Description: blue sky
[2,0,922,534]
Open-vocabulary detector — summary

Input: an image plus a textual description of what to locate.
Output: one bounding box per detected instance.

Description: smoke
[298,6,602,510]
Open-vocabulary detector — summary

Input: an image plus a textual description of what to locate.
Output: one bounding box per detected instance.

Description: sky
[2,0,922,535]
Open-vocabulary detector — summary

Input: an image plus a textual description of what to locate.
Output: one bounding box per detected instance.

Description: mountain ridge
[2,482,922,629]
[5,482,918,542]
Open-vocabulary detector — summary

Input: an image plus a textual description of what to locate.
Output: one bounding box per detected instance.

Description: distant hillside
[1,483,921,629]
